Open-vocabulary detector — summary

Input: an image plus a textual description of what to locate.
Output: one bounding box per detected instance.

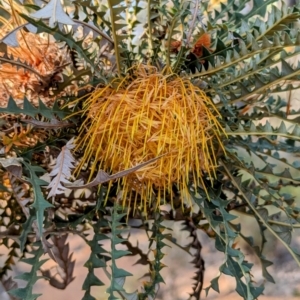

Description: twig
[186,0,200,47]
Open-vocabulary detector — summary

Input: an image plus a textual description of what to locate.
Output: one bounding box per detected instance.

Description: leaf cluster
[1,0,300,300]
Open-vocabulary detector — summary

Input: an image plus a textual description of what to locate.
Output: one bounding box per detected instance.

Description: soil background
[2,220,299,300]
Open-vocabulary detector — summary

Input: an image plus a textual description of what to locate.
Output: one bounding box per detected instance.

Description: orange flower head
[76,65,225,212]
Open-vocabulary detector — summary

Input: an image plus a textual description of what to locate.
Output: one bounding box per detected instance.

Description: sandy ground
[1,220,299,300]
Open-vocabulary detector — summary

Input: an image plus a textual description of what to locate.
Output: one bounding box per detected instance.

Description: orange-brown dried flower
[0,31,69,107]
[192,33,211,57]
[170,33,212,57]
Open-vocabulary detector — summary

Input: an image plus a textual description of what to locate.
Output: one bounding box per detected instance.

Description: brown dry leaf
[1,276,18,300]
[21,118,73,129]
[47,138,76,198]
[41,234,75,290]
[67,154,166,190]
[0,157,23,179]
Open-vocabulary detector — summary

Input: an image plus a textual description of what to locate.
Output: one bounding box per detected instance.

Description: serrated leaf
[210,276,220,293]
[47,138,75,198]
[19,214,36,252]
[111,264,132,278]
[82,214,108,297]
[82,272,104,290]
[257,208,269,220]
[245,0,277,19]
[82,291,96,300]
[0,97,68,119]
[30,0,75,26]
[20,15,94,68]
[22,161,53,236]
[222,161,300,271]
[9,242,47,300]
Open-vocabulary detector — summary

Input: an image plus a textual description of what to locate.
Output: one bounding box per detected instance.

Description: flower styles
[76,65,225,212]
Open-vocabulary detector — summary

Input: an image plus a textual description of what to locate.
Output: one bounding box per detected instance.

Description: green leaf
[9,242,47,300]
[107,203,134,299]
[221,161,300,269]
[106,0,126,74]
[82,271,104,290]
[139,213,168,298]
[190,182,264,299]
[19,213,36,252]
[245,0,278,20]
[29,0,75,26]
[22,161,53,236]
[240,233,275,283]
[82,291,96,300]
[226,121,300,142]
[0,97,69,119]
[82,190,110,298]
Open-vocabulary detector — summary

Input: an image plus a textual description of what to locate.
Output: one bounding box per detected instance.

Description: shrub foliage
[0,0,300,299]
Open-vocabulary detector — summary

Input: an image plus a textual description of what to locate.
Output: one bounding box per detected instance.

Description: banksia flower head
[77,65,225,212]
[0,32,69,106]
[0,29,70,107]
[0,1,71,106]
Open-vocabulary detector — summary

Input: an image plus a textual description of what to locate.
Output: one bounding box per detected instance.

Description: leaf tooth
[262,121,272,133]
[215,56,221,68]
[244,191,254,203]
[225,51,232,64]
[281,0,288,15]
[240,20,250,34]
[269,72,280,82]
[267,8,275,28]
[295,32,300,45]
[237,82,250,96]
[277,122,287,134]
[254,75,265,89]
[281,59,294,76]
[258,21,266,35]
[261,164,273,174]
[237,123,244,132]
[273,33,281,47]
[280,168,293,180]
[233,49,240,60]
[225,124,232,133]
[273,6,282,22]
[261,36,272,49]
[251,37,260,51]
[291,124,300,137]
[253,28,260,39]
[249,122,257,132]
[283,32,293,46]
[246,32,253,45]
[239,39,248,56]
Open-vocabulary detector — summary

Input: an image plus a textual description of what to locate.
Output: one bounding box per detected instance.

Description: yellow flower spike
[75,65,226,212]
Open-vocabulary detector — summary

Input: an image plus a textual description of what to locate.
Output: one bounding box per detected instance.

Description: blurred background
[1,219,299,300]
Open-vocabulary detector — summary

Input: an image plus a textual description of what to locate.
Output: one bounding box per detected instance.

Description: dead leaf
[21,118,73,129]
[0,157,23,179]
[67,154,166,189]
